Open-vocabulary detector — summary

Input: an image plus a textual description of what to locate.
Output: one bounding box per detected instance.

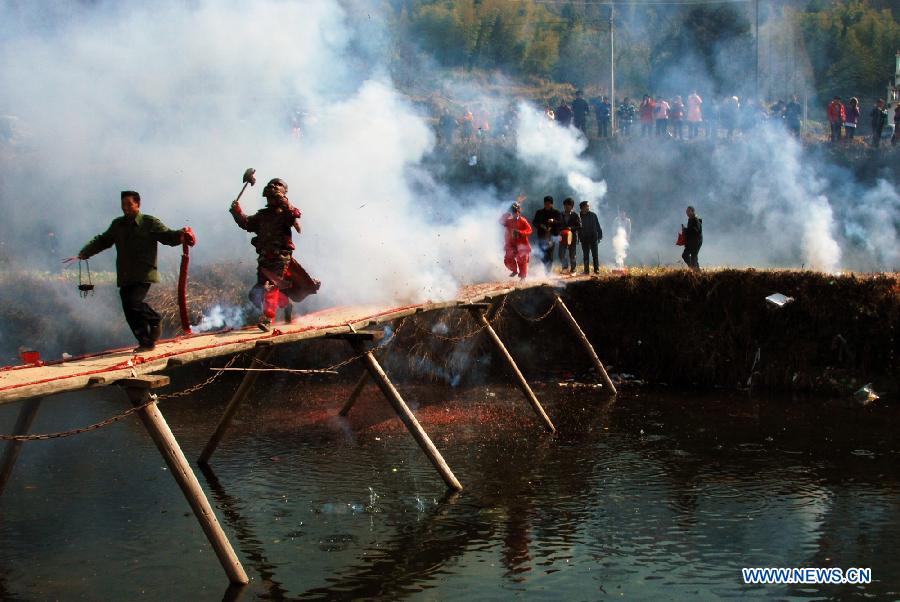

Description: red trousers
[504,246,530,278]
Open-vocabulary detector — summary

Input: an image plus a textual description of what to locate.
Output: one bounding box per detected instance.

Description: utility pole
[610,2,616,136]
[755,0,760,101]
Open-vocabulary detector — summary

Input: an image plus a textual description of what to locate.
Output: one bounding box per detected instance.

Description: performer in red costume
[500,194,532,280]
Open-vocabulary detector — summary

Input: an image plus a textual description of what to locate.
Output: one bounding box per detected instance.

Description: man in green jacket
[67,191,193,352]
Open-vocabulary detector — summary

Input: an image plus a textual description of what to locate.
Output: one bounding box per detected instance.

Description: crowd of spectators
[432,89,900,151]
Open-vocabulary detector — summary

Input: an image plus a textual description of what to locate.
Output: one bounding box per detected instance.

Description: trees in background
[387,0,899,107]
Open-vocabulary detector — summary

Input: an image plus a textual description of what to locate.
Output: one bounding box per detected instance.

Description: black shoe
[257,316,271,332]
[133,343,156,353]
[149,323,162,343]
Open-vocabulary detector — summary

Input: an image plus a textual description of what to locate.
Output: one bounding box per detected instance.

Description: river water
[1,376,898,600]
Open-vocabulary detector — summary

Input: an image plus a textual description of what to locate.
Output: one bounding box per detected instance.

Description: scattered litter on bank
[765,293,795,307]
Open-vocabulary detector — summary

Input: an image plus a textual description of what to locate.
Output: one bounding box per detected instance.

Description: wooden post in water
[199,344,274,465]
[339,371,370,417]
[466,306,556,433]
[553,293,618,397]
[346,337,463,491]
[120,376,248,585]
[0,397,42,497]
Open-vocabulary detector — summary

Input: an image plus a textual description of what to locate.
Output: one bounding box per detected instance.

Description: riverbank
[560,269,897,397]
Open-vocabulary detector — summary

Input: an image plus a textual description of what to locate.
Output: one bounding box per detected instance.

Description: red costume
[501,212,532,279]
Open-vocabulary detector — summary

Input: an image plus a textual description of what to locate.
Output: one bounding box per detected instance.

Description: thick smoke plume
[0,0,507,312]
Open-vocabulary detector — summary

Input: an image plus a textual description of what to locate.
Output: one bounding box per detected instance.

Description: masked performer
[230,178,320,330]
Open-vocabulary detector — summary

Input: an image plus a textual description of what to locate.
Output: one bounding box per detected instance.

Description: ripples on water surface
[1,377,898,600]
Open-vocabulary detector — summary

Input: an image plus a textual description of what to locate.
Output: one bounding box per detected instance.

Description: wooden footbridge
[0,277,616,586]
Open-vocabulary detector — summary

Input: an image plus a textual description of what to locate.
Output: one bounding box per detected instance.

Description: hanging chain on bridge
[0,353,243,442]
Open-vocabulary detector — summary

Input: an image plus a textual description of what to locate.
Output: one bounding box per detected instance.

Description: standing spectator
[785,95,802,137]
[474,105,491,138]
[617,97,636,136]
[555,100,573,128]
[670,95,685,138]
[544,104,556,122]
[892,103,900,147]
[827,96,845,143]
[870,99,888,147]
[653,96,671,137]
[459,109,475,145]
[740,98,761,133]
[705,97,719,139]
[687,90,703,139]
[572,90,590,135]
[680,205,702,271]
[844,97,860,140]
[501,196,532,280]
[558,198,582,275]
[437,108,457,146]
[639,95,655,137]
[770,99,786,121]
[595,96,611,137]
[722,96,740,139]
[532,196,562,275]
[578,201,602,274]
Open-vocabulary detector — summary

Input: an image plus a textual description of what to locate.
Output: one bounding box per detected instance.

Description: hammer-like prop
[233,168,257,206]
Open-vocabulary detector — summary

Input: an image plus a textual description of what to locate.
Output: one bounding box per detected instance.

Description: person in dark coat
[558,197,582,275]
[870,99,888,148]
[555,102,573,128]
[572,90,590,134]
[231,177,319,330]
[532,196,562,275]
[681,205,702,270]
[578,200,602,274]
[69,191,193,352]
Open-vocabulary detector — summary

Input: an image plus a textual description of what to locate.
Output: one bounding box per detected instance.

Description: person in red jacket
[500,195,532,280]
[827,96,845,143]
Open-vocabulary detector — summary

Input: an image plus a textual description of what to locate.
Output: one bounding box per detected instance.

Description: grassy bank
[559,269,898,397]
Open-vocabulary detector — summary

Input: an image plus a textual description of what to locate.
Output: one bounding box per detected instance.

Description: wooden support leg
[199,345,274,465]
[467,308,556,433]
[339,371,370,417]
[0,397,42,497]
[121,376,249,585]
[347,338,463,491]
[554,294,618,397]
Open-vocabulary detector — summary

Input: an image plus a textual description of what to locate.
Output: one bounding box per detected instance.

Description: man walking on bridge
[68,191,194,352]
[230,177,319,331]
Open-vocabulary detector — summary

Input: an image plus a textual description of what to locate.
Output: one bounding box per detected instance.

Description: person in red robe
[500,195,532,280]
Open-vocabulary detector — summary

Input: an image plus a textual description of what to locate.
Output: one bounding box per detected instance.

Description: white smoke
[195,304,245,333]
[515,102,607,207]
[0,0,506,310]
[613,226,629,268]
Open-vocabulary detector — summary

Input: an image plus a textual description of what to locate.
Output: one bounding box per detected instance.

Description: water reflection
[1,382,898,599]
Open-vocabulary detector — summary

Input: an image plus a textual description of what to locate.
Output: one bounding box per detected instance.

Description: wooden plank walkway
[0,278,566,405]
